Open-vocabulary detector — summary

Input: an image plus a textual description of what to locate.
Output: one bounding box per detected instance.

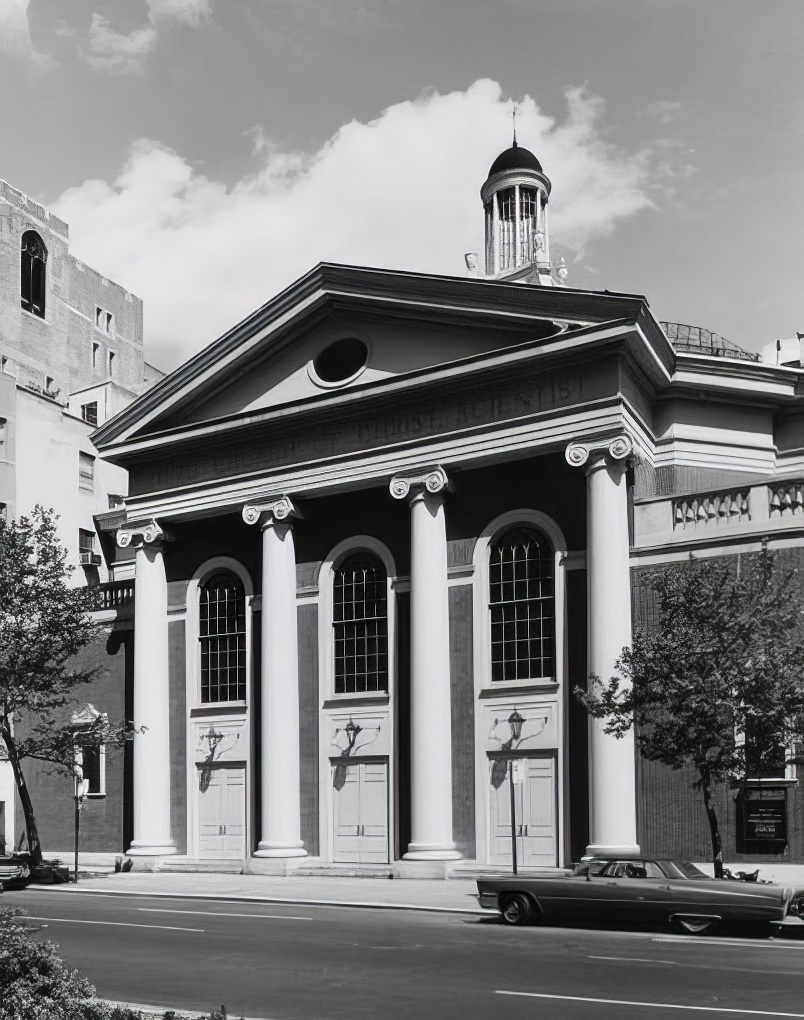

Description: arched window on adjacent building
[489,526,555,682]
[199,571,247,703]
[333,552,388,694]
[21,231,47,318]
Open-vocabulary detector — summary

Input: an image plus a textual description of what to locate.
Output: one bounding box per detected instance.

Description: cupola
[481,134,553,284]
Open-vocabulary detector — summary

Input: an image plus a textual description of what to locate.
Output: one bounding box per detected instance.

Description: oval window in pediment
[311,337,369,387]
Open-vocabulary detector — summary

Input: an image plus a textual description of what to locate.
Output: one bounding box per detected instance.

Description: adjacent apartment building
[0,180,161,855]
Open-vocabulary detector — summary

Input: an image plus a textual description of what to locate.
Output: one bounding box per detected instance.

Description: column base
[404,843,462,861]
[583,842,641,859]
[253,841,307,859]
[127,841,177,857]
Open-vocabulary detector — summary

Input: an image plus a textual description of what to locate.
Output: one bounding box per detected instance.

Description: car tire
[671,915,719,936]
[501,893,534,926]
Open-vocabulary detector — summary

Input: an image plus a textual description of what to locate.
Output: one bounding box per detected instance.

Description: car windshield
[666,861,709,880]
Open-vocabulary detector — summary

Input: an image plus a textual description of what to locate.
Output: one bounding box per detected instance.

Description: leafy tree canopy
[577,549,804,873]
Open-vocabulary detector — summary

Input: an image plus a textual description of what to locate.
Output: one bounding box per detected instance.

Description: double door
[197,765,246,859]
[490,755,557,868]
[333,760,389,864]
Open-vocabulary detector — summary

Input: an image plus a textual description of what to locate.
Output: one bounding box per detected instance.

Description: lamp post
[73,771,89,883]
[507,710,524,876]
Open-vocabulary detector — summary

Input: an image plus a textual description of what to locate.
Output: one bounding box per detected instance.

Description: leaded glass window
[21,230,47,318]
[334,553,388,694]
[489,527,554,682]
[200,572,247,702]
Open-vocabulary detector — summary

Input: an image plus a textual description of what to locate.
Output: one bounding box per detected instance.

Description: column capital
[116,519,173,548]
[565,434,634,471]
[242,496,302,528]
[389,465,453,502]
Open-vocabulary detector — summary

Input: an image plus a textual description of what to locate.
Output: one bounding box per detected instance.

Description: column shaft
[405,490,460,860]
[586,453,639,856]
[129,542,174,856]
[255,517,306,857]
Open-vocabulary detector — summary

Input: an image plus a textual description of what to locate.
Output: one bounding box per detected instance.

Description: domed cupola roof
[488,141,542,177]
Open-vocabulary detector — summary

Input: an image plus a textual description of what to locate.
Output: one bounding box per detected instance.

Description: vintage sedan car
[0,855,32,890]
[477,858,804,935]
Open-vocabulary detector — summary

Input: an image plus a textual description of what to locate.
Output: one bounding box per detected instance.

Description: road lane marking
[25,915,204,933]
[589,955,678,965]
[496,991,804,1016]
[138,908,313,921]
[653,936,804,950]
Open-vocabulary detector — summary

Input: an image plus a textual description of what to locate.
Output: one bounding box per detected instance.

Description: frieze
[130,367,592,496]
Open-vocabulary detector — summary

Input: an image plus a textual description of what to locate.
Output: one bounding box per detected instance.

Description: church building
[61,141,804,873]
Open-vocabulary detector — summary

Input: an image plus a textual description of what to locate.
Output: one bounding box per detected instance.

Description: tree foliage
[577,549,804,875]
[0,507,133,867]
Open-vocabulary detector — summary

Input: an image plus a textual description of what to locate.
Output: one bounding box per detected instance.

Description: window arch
[489,526,555,682]
[333,551,388,694]
[21,230,47,318]
[199,570,247,702]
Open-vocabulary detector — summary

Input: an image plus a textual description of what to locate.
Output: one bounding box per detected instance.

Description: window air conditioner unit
[79,551,102,566]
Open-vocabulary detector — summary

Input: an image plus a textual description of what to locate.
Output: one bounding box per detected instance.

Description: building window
[107,350,116,377]
[78,451,95,490]
[81,402,98,426]
[92,342,100,369]
[0,417,6,444]
[199,571,247,703]
[333,552,388,694]
[95,306,114,336]
[489,526,555,682]
[21,231,47,318]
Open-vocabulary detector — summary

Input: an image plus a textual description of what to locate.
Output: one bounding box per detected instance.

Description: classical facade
[78,143,803,874]
[0,179,161,855]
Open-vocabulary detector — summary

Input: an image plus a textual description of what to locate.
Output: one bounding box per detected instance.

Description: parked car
[0,854,70,890]
[477,857,804,936]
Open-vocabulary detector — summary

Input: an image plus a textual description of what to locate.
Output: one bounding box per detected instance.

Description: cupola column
[565,437,640,857]
[118,521,176,860]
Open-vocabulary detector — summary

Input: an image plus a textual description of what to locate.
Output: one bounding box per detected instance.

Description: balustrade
[673,490,750,530]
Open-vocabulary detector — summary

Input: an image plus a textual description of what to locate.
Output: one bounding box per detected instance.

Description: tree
[577,549,804,877]
[0,507,132,869]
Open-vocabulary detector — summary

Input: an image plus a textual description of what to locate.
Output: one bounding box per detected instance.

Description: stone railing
[769,481,804,518]
[673,489,750,531]
[92,579,134,611]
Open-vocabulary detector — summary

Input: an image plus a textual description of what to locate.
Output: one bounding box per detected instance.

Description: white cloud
[0,0,51,66]
[53,80,654,370]
[640,100,683,124]
[86,14,157,75]
[84,0,210,74]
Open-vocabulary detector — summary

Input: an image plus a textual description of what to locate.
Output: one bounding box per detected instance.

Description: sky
[1,0,802,371]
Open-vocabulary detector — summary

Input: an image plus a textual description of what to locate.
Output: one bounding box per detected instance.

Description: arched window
[489,527,555,682]
[21,231,47,318]
[199,571,247,702]
[333,552,388,694]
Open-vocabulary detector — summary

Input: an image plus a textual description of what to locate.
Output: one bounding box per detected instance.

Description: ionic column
[242,497,306,858]
[118,521,175,857]
[390,467,461,861]
[565,436,640,857]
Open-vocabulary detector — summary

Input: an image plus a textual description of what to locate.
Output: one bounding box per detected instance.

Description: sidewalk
[30,869,487,915]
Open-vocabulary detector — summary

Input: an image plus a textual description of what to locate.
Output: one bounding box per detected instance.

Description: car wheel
[672,915,719,936]
[501,893,534,926]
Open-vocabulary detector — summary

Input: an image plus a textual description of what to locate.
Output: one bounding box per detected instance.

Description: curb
[25,884,488,916]
[100,1001,274,1020]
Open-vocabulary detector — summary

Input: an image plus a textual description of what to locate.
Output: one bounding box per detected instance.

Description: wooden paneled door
[198,765,246,859]
[489,755,557,868]
[332,760,389,864]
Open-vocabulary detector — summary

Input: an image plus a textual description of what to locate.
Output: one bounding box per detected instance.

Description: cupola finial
[512,106,518,147]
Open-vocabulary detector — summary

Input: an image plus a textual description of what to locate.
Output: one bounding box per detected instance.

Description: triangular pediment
[93,263,660,456]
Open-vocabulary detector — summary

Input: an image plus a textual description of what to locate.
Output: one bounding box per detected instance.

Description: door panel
[489,756,557,868]
[333,761,389,864]
[198,766,246,859]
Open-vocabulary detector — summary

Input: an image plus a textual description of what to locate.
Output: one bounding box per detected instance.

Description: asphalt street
[5,887,804,1020]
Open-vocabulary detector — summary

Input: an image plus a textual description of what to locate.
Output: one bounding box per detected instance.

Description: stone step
[293,863,396,879]
[157,859,244,874]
